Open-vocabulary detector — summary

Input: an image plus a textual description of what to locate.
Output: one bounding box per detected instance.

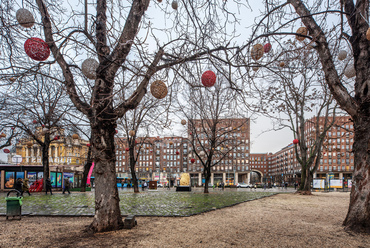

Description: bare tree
[250,0,370,232]
[0,0,251,232]
[250,41,338,193]
[116,95,169,193]
[0,73,73,189]
[180,78,248,193]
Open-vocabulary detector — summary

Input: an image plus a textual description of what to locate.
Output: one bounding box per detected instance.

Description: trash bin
[6,190,23,220]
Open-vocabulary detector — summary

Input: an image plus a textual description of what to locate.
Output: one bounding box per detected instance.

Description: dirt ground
[0,192,369,248]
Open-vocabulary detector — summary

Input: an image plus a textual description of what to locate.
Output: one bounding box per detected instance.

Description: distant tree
[180,77,248,193]
[250,41,338,193]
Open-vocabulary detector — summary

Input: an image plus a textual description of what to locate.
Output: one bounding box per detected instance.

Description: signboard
[57,173,62,188]
[5,172,15,189]
[12,155,23,164]
[329,179,343,188]
[328,173,334,180]
[64,172,74,185]
[313,179,325,189]
[348,179,352,188]
[50,172,57,187]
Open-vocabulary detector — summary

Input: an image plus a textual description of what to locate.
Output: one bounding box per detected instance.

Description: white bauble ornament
[344,64,356,78]
[16,8,35,28]
[338,50,347,61]
[81,58,98,79]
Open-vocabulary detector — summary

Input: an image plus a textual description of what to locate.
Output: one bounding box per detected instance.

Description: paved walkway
[0,187,295,217]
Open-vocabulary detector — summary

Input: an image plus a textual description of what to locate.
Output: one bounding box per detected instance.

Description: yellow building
[15,128,89,170]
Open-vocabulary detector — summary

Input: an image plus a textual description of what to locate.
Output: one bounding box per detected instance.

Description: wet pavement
[0,187,294,217]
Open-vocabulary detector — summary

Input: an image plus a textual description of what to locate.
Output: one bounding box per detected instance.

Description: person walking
[22,178,31,196]
[63,178,71,194]
[15,178,23,196]
[45,177,53,195]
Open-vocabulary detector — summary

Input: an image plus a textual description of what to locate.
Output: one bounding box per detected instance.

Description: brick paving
[0,187,293,217]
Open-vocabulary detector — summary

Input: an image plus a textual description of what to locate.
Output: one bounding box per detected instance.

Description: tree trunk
[80,145,92,192]
[42,134,50,191]
[88,124,123,232]
[343,117,370,233]
[203,167,211,194]
[130,147,139,193]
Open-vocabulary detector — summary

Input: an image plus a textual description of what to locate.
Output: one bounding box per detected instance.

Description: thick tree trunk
[88,124,123,232]
[343,117,370,233]
[80,145,92,192]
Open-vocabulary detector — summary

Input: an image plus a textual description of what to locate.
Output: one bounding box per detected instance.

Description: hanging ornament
[24,38,50,61]
[252,66,259,72]
[338,50,347,61]
[129,130,135,137]
[32,120,37,124]
[172,1,178,10]
[16,8,35,28]
[296,27,308,41]
[181,119,186,125]
[3,149,10,153]
[169,141,174,145]
[72,134,79,139]
[150,80,168,99]
[366,27,370,41]
[279,62,285,67]
[293,139,299,144]
[201,70,216,87]
[176,151,180,155]
[157,0,162,2]
[263,43,272,53]
[53,136,59,140]
[0,133,6,138]
[86,143,91,147]
[81,58,99,80]
[42,127,49,133]
[251,44,264,61]
[9,77,17,82]
[26,141,33,147]
[191,158,195,163]
[11,127,15,130]
[125,148,130,151]
[115,130,118,134]
[199,151,205,157]
[344,64,356,78]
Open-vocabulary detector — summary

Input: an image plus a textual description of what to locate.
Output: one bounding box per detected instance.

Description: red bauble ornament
[189,132,192,135]
[264,43,272,53]
[125,148,130,151]
[3,149,10,153]
[201,70,216,87]
[11,127,15,130]
[191,158,195,163]
[293,139,299,144]
[115,130,118,134]
[53,136,59,140]
[32,120,37,124]
[86,143,91,147]
[176,151,180,155]
[42,124,45,128]
[24,37,50,61]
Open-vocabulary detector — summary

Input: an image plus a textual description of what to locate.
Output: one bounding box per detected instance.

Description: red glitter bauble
[293,139,299,144]
[3,149,10,153]
[201,70,216,87]
[24,37,50,61]
[86,144,91,147]
[264,43,272,53]
[126,148,130,151]
[191,158,195,163]
[32,120,37,124]
[176,151,180,155]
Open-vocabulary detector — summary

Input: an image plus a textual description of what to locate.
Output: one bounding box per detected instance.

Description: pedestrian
[63,178,71,194]
[294,182,298,190]
[285,182,288,190]
[222,182,225,191]
[15,178,23,196]
[264,183,267,190]
[22,178,31,196]
[45,177,53,195]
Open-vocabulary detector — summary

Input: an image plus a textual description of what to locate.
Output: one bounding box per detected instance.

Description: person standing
[63,178,71,194]
[15,178,23,196]
[45,178,53,195]
[22,178,31,196]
